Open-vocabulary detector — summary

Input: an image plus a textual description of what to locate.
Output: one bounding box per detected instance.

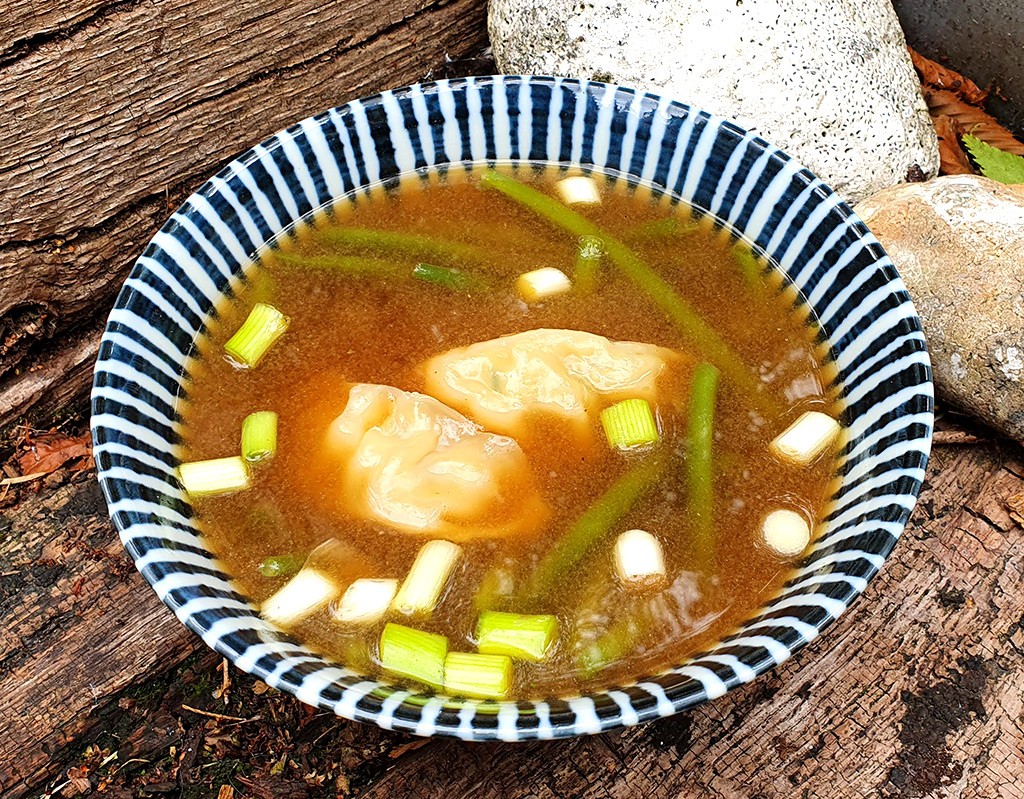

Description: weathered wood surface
[2,440,1021,798]
[0,476,200,794]
[0,0,490,431]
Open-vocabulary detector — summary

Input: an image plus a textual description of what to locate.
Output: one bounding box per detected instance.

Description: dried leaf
[15,432,92,476]
[387,738,431,759]
[933,116,975,175]
[63,767,92,796]
[963,135,1024,183]
[217,784,235,799]
[909,48,988,105]
[922,87,1024,156]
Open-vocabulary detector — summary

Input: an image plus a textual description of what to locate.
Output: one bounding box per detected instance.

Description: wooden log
[2,443,1021,798]
[0,0,490,431]
[0,476,201,794]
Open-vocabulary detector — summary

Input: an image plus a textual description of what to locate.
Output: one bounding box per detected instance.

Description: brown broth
[178,165,839,698]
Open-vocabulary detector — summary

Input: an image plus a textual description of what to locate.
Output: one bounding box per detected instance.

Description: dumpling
[423,329,683,440]
[326,384,548,541]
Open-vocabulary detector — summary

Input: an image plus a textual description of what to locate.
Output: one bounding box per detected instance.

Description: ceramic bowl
[91,76,932,740]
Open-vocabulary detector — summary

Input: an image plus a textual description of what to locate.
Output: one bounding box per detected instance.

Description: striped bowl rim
[91,75,932,740]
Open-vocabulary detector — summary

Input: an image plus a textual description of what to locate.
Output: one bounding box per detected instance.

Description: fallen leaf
[910,48,988,105]
[922,87,1024,157]
[963,135,1024,183]
[933,116,975,175]
[387,738,431,758]
[16,432,92,476]
[63,767,92,796]
[217,785,235,799]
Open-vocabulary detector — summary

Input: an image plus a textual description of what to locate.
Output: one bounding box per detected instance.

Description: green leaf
[962,135,1024,184]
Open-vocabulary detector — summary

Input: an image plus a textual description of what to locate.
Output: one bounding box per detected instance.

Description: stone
[855,175,1024,443]
[488,0,940,204]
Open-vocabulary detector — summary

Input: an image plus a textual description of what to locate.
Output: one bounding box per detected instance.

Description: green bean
[732,244,764,293]
[412,262,492,292]
[574,235,603,294]
[522,454,667,602]
[576,614,644,679]
[477,169,778,416]
[687,362,719,571]
[257,553,305,579]
[268,250,403,277]
[624,216,699,242]
[318,227,491,268]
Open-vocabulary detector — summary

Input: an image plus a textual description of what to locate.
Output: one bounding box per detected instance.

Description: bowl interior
[91,75,932,741]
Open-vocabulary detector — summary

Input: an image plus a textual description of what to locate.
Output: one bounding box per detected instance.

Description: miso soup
[178,165,841,699]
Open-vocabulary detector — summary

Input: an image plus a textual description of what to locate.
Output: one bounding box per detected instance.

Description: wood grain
[0,477,201,794]
[0,0,489,430]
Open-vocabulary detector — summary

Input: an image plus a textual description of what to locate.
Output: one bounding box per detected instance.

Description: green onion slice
[600,398,660,449]
[224,302,289,369]
[178,456,250,497]
[379,623,447,691]
[476,611,557,662]
[443,652,513,699]
[241,411,278,462]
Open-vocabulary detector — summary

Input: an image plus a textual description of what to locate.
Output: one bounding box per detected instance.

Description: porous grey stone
[855,175,1024,443]
[489,0,940,204]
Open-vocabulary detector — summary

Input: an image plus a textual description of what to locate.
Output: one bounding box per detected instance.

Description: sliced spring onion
[270,250,404,277]
[224,302,289,368]
[257,553,304,578]
[523,453,667,601]
[574,235,603,294]
[687,363,719,571]
[332,578,399,625]
[475,611,558,662]
[473,565,515,613]
[577,614,644,679]
[241,411,278,462]
[443,651,513,699]
[613,529,667,592]
[478,169,778,416]
[319,227,490,269]
[379,623,447,690]
[769,410,841,467]
[412,262,489,291]
[762,508,811,557]
[261,568,337,627]
[178,456,250,497]
[392,539,462,616]
[555,175,602,205]
[600,398,660,449]
[516,266,572,302]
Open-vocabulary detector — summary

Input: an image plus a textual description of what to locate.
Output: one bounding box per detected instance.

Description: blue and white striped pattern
[91,76,932,740]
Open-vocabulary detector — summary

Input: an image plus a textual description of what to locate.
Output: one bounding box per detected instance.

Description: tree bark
[0,0,489,431]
